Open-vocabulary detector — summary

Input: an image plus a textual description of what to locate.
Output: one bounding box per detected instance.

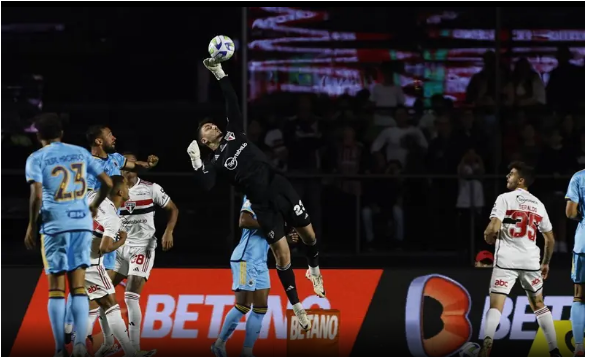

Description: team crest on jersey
[225,131,235,141]
[214,154,220,161]
[125,201,136,213]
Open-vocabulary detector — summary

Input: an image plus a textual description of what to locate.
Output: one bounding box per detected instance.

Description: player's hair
[34,113,63,140]
[86,125,107,147]
[508,161,535,187]
[196,119,212,146]
[110,175,126,194]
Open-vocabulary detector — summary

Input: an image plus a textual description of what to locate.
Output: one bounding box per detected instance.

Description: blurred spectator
[247,119,266,148]
[426,115,454,174]
[419,94,449,139]
[536,129,578,254]
[284,94,324,238]
[263,113,288,172]
[456,148,486,251]
[517,123,541,167]
[465,51,509,109]
[505,57,546,108]
[371,106,428,169]
[324,126,368,197]
[361,155,404,250]
[369,61,406,127]
[546,46,585,114]
[449,109,487,166]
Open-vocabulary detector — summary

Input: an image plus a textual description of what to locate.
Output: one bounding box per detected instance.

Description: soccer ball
[208,35,235,62]
[458,342,481,357]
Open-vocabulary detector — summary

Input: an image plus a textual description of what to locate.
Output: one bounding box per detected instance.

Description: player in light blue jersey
[211,196,298,357]
[565,169,585,356]
[24,114,113,357]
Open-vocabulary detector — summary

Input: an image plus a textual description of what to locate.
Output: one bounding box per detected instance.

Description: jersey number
[293,200,306,216]
[507,210,543,241]
[51,163,87,202]
[131,254,145,265]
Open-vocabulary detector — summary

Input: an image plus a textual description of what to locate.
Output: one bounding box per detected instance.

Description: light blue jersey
[86,153,126,191]
[26,142,104,274]
[230,196,270,291]
[26,142,104,235]
[566,170,585,254]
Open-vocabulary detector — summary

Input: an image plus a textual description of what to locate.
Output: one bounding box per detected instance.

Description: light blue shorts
[41,231,92,274]
[571,252,585,284]
[230,260,270,292]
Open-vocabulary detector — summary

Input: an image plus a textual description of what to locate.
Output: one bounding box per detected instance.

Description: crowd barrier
[5,267,581,357]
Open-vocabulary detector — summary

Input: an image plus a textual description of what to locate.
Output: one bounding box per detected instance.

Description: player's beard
[104,144,116,154]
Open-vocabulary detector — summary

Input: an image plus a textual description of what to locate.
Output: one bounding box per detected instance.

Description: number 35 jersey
[120,178,171,250]
[490,188,552,270]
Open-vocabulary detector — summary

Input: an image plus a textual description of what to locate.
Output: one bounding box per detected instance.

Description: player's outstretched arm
[483,218,501,245]
[203,59,244,133]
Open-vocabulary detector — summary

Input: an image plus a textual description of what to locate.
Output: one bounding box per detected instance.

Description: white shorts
[489,267,543,295]
[85,264,115,300]
[114,245,155,280]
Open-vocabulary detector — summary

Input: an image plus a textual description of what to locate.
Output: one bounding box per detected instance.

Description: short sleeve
[25,154,43,184]
[85,150,104,178]
[490,195,507,220]
[112,153,127,169]
[565,174,580,203]
[152,183,171,208]
[241,197,255,215]
[538,205,553,233]
[102,210,122,240]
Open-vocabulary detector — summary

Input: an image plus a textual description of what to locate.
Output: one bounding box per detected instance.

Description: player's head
[197,119,223,148]
[86,125,117,153]
[109,175,130,201]
[34,113,63,142]
[121,152,138,182]
[507,161,535,190]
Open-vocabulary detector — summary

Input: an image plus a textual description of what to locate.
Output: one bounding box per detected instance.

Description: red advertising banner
[11,269,382,357]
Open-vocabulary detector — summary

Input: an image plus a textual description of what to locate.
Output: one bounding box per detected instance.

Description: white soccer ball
[208,35,235,62]
[458,342,481,357]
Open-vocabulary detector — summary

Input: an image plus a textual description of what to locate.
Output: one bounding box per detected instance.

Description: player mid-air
[65,125,160,345]
[211,195,295,357]
[565,169,585,356]
[108,152,178,352]
[24,113,113,357]
[479,162,561,357]
[87,176,155,357]
[187,58,325,330]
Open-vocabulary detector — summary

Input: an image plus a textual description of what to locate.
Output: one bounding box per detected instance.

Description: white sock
[125,292,142,351]
[242,347,253,356]
[65,323,73,334]
[87,308,100,338]
[535,306,558,350]
[104,304,136,356]
[483,308,502,339]
[292,302,304,313]
[214,338,226,348]
[98,308,114,346]
[308,266,320,276]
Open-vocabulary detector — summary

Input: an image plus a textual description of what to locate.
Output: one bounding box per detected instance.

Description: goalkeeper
[187,58,325,331]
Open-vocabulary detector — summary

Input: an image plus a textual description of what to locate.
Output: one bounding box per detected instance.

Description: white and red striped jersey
[91,196,122,265]
[490,188,552,270]
[120,178,171,249]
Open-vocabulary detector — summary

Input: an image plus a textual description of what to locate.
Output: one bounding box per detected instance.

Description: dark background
[1,7,584,266]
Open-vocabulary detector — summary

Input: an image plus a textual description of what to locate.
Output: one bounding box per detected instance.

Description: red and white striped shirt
[120,178,171,249]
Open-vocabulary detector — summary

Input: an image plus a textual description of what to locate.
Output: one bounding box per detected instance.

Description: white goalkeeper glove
[187,140,203,171]
[203,58,227,80]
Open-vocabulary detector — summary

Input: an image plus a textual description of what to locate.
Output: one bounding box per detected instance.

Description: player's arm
[203,59,244,133]
[24,155,43,248]
[484,218,502,244]
[153,183,178,250]
[540,230,555,266]
[484,195,507,244]
[99,216,126,254]
[187,140,217,191]
[565,175,581,221]
[239,198,259,229]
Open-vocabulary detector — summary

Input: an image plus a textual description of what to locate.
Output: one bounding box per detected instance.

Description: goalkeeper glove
[187,140,203,171]
[203,58,226,80]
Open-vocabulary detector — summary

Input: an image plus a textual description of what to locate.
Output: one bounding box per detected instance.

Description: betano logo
[405,274,472,357]
[11,268,382,356]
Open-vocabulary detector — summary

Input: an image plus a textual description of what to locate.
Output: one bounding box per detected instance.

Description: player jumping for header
[187,58,325,331]
[565,169,585,356]
[479,162,561,357]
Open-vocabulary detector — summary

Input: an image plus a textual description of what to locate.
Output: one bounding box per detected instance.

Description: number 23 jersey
[490,188,552,270]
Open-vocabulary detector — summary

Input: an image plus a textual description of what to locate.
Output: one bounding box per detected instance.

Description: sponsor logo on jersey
[225,131,235,141]
[516,195,538,205]
[224,143,247,170]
